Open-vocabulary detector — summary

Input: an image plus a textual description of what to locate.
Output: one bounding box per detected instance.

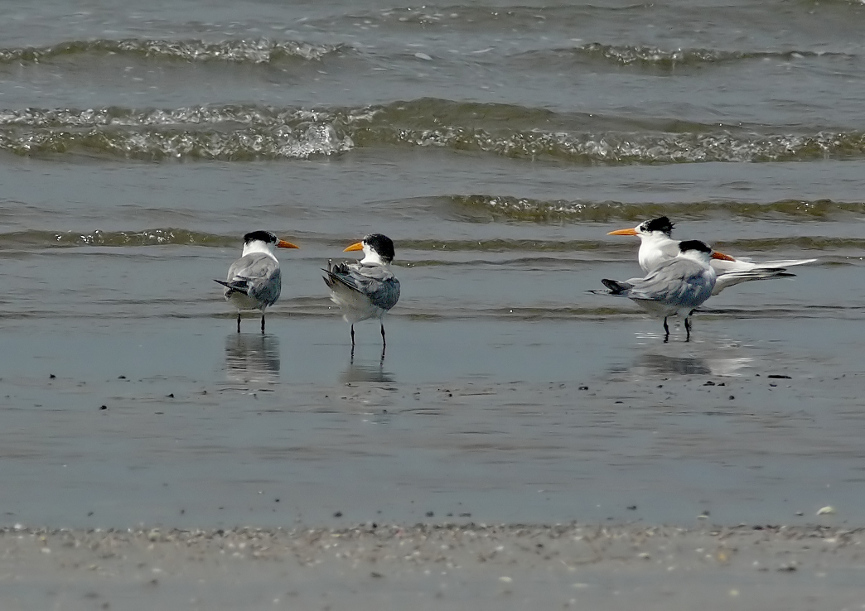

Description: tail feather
[214,278,250,295]
[601,278,632,295]
[322,263,355,291]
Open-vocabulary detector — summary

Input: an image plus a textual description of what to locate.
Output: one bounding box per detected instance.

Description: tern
[607,217,813,295]
[599,240,735,342]
[323,234,400,347]
[214,230,299,333]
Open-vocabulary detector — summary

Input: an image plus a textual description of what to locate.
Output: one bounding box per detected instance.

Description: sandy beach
[2,522,863,610]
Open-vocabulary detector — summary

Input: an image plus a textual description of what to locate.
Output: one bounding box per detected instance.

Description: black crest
[678,239,711,255]
[642,216,674,236]
[364,233,396,262]
[243,230,278,245]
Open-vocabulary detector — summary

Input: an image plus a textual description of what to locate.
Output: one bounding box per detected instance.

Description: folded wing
[324,262,400,311]
[217,253,282,306]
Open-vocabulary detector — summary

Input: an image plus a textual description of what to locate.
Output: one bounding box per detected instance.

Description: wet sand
[2,269,864,609]
[2,314,865,609]
[2,523,863,610]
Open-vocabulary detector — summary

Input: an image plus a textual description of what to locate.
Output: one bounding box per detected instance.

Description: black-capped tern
[600,239,735,342]
[214,230,299,333]
[323,233,400,347]
[607,217,813,295]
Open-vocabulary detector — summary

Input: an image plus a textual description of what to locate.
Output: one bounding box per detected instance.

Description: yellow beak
[711,250,736,262]
[277,240,300,249]
[607,227,638,236]
[344,241,364,252]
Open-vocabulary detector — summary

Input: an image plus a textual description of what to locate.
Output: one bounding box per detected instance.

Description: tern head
[241,230,299,255]
[608,216,674,239]
[344,233,395,264]
[677,239,735,263]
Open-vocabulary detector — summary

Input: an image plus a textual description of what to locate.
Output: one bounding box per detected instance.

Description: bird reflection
[635,353,713,375]
[610,341,753,379]
[341,346,393,383]
[224,333,280,383]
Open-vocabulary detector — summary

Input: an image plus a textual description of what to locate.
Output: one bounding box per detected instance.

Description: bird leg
[237,313,241,333]
[380,323,386,346]
[380,343,386,366]
[261,314,265,334]
[350,324,355,346]
[663,317,670,343]
[684,317,691,342]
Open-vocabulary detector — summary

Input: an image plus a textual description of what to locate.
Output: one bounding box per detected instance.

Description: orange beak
[277,240,299,249]
[343,241,364,252]
[607,227,638,236]
[711,250,736,262]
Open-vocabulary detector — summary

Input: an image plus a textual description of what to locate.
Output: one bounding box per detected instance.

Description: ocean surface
[1,0,864,528]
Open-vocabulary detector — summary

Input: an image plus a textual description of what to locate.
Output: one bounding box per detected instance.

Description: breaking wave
[1,99,864,163]
[0,38,345,64]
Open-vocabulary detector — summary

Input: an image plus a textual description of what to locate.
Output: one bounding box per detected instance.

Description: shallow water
[0,0,864,528]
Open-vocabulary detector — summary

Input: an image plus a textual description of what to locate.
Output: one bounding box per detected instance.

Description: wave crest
[2,100,864,163]
[451,195,865,222]
[0,38,345,64]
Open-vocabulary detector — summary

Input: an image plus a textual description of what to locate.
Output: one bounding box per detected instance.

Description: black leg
[685,317,691,342]
[380,322,386,346]
[261,314,265,334]
[237,313,241,333]
[380,343,386,365]
[663,317,670,343]
[350,324,355,346]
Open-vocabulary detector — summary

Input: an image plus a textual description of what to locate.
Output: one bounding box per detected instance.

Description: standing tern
[599,240,735,342]
[214,230,299,333]
[323,233,400,347]
[607,216,813,294]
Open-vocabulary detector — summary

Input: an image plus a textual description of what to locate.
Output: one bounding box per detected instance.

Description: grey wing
[629,259,713,308]
[712,268,794,295]
[329,263,400,311]
[369,275,400,311]
[227,253,282,306]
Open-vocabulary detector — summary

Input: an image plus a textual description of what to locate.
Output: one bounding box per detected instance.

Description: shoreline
[2,522,863,610]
